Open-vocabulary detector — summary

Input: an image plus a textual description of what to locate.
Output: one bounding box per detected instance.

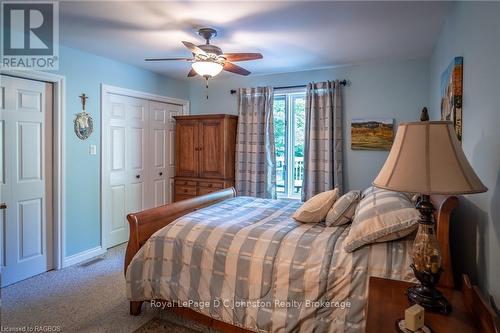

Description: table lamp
[373,120,487,314]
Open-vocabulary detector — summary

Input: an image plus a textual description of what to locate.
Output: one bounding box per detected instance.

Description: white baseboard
[63,246,107,268]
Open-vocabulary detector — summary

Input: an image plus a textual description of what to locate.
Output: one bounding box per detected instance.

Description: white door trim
[100,84,189,249]
[1,70,66,270]
[101,84,190,116]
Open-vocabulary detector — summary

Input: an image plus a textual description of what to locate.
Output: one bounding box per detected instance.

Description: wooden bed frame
[124,187,458,332]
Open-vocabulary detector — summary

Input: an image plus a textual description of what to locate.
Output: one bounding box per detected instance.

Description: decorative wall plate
[74,111,93,140]
[74,93,93,140]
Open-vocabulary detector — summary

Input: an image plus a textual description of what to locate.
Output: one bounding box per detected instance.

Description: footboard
[124,187,237,275]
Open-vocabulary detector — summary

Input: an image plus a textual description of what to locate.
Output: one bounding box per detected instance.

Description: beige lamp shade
[373,121,487,195]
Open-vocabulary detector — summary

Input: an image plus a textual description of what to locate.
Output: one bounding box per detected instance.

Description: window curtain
[301,81,343,201]
[235,87,276,198]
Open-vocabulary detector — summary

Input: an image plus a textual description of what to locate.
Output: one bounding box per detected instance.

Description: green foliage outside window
[273,98,286,158]
[273,96,305,158]
[294,98,305,158]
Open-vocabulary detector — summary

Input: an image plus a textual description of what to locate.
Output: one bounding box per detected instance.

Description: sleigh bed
[124,187,458,333]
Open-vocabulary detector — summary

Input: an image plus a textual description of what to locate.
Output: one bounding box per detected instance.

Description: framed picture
[351,118,394,150]
[440,56,463,141]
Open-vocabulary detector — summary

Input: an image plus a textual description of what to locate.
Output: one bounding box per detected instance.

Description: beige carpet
[133,316,218,333]
[0,244,212,332]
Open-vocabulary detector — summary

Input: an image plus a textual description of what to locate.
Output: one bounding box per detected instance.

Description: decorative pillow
[293,189,339,223]
[325,190,361,227]
[343,186,420,252]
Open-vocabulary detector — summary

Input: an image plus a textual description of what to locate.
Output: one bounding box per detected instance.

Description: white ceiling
[59,1,452,80]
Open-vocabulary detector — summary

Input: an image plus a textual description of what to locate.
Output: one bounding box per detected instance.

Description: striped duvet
[126,196,416,332]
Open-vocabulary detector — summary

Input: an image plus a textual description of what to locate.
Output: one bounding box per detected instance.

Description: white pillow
[293,189,339,223]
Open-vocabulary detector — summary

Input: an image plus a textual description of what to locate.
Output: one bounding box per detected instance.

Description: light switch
[89,144,97,155]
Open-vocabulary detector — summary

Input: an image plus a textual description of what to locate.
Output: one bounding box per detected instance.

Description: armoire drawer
[174,194,195,202]
[197,187,218,196]
[175,180,197,187]
[197,181,223,189]
[175,185,196,196]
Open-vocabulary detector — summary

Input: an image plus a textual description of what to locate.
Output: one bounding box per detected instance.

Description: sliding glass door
[273,90,306,199]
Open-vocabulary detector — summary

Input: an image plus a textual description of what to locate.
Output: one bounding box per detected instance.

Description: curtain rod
[229,79,348,95]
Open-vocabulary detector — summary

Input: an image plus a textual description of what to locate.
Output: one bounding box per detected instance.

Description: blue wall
[54,46,189,257]
[429,2,500,301]
[189,59,430,192]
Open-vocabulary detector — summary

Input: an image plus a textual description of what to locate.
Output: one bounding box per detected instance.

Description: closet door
[149,101,182,207]
[104,94,148,248]
[0,75,53,287]
[167,104,183,203]
[127,97,148,214]
[199,118,225,178]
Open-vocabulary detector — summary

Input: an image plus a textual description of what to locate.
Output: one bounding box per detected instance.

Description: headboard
[431,195,459,289]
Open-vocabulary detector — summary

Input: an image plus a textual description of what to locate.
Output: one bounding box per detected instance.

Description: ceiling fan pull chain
[205,76,209,99]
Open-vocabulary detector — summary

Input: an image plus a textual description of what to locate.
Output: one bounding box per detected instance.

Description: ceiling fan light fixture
[191,61,223,77]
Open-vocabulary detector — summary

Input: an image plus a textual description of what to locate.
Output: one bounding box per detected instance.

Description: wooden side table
[366,277,478,333]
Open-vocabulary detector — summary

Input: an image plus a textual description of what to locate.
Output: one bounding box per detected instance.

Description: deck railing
[276,156,303,194]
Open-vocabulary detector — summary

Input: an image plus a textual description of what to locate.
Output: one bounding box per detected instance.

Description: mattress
[126,196,415,332]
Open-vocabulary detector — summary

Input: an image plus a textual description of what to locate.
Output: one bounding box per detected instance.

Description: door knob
[0,203,6,210]
[159,172,163,176]
[136,175,140,179]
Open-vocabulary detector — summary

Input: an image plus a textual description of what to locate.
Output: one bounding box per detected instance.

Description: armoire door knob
[159,172,163,176]
[136,175,140,179]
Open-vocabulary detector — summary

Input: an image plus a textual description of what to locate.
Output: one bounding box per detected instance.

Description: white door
[167,103,182,203]
[0,75,53,287]
[103,92,183,249]
[103,94,148,248]
[149,101,182,206]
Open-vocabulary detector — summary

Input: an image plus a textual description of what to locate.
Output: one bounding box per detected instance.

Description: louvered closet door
[0,75,53,287]
[105,94,148,248]
[148,101,182,207]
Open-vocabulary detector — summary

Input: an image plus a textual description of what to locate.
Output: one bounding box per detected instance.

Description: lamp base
[408,195,452,314]
[407,284,451,314]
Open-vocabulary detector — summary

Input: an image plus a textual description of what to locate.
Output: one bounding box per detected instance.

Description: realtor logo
[1,1,59,70]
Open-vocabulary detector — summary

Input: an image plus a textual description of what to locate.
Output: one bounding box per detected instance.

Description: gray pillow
[343,187,420,252]
[325,190,361,227]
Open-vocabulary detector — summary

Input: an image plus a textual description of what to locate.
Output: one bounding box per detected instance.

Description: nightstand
[365,277,478,333]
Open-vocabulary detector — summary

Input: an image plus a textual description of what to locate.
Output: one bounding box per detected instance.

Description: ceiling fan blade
[187,68,197,77]
[223,53,263,62]
[223,62,251,76]
[145,57,193,61]
[182,41,206,55]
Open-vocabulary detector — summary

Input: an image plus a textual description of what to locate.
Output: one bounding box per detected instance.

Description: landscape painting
[440,56,463,141]
[351,118,394,150]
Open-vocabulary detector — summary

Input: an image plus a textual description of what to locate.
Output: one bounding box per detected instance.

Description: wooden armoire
[173,114,238,202]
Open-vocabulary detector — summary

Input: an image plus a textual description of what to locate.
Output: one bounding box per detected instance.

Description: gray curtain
[235,87,276,198]
[301,81,343,201]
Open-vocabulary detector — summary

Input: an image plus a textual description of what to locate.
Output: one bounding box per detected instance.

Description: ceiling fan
[145,28,263,78]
